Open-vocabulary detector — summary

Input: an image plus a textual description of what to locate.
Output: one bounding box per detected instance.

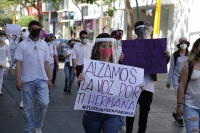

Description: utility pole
[153,0,161,38]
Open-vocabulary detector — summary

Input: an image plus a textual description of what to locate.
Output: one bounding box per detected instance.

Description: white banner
[6,24,21,36]
[74,58,144,116]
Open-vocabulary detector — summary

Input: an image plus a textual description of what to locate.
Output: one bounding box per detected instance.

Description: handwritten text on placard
[122,38,167,74]
[74,58,144,116]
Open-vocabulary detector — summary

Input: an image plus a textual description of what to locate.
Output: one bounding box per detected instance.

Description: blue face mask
[116,40,121,47]
[82,38,88,44]
[47,42,51,46]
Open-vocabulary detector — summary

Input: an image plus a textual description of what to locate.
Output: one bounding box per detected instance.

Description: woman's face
[98,42,113,61]
[195,43,200,52]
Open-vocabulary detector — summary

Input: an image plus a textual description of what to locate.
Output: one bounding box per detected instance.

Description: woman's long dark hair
[90,33,114,63]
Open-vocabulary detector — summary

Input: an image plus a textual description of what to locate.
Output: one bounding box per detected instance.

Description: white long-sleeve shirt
[0,44,11,65]
[167,53,188,85]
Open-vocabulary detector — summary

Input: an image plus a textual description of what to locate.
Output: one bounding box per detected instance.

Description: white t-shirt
[48,43,58,64]
[116,46,122,62]
[0,44,11,66]
[64,48,73,62]
[72,42,93,65]
[143,74,155,93]
[14,37,50,83]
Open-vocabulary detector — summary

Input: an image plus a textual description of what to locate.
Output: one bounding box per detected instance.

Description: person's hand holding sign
[78,72,85,82]
[139,83,145,91]
[164,50,170,58]
[119,53,124,62]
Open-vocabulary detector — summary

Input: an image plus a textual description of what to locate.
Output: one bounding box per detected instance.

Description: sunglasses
[31,28,41,31]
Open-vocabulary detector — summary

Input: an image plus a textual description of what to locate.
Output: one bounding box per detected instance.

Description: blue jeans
[22,79,49,133]
[184,105,200,133]
[64,62,74,90]
[50,63,54,76]
[82,111,121,133]
[120,116,125,127]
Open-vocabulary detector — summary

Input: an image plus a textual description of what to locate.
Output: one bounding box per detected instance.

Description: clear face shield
[135,25,153,39]
[92,38,117,63]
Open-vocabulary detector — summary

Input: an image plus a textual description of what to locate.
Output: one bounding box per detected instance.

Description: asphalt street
[0,61,186,133]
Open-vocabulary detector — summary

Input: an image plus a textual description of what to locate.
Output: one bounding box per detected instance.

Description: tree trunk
[72,0,86,30]
[124,0,133,39]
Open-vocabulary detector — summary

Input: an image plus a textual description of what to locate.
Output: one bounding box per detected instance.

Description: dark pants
[52,60,57,84]
[126,90,153,133]
[76,65,83,87]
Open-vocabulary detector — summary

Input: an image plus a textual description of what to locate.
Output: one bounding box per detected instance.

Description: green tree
[0,14,12,27]
[10,0,43,23]
[16,16,38,27]
[124,0,134,39]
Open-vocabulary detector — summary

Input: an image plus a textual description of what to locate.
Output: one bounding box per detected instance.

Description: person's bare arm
[63,50,71,58]
[15,61,22,90]
[176,64,188,117]
[54,54,59,70]
[72,59,77,76]
[44,61,52,89]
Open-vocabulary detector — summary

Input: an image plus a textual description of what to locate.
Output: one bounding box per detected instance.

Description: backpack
[184,61,194,93]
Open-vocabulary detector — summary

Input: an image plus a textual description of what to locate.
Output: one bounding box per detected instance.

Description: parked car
[55,39,69,59]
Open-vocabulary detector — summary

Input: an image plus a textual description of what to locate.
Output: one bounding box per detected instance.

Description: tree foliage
[75,0,115,5]
[0,0,18,13]
[16,15,38,27]
[0,14,12,27]
[9,0,43,23]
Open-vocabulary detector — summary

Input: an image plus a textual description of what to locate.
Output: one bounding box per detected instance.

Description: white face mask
[180,43,187,49]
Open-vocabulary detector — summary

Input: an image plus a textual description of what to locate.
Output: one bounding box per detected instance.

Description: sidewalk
[0,70,186,133]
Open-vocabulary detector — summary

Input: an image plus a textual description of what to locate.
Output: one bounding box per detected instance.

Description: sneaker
[68,89,71,94]
[172,112,178,121]
[35,127,42,133]
[118,126,126,133]
[52,83,56,86]
[19,101,23,109]
[64,86,68,93]
[0,91,2,96]
[177,118,184,127]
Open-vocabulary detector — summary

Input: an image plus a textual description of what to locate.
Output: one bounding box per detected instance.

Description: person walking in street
[50,33,60,86]
[72,30,93,87]
[14,20,52,133]
[45,34,59,97]
[78,33,121,133]
[63,39,75,94]
[126,21,170,133]
[0,30,11,95]
[166,37,190,126]
[177,38,200,133]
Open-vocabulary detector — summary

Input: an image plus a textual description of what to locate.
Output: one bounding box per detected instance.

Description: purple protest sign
[40,30,46,38]
[122,38,167,74]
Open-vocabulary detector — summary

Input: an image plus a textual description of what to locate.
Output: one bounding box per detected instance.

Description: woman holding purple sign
[78,33,121,133]
[166,37,190,127]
